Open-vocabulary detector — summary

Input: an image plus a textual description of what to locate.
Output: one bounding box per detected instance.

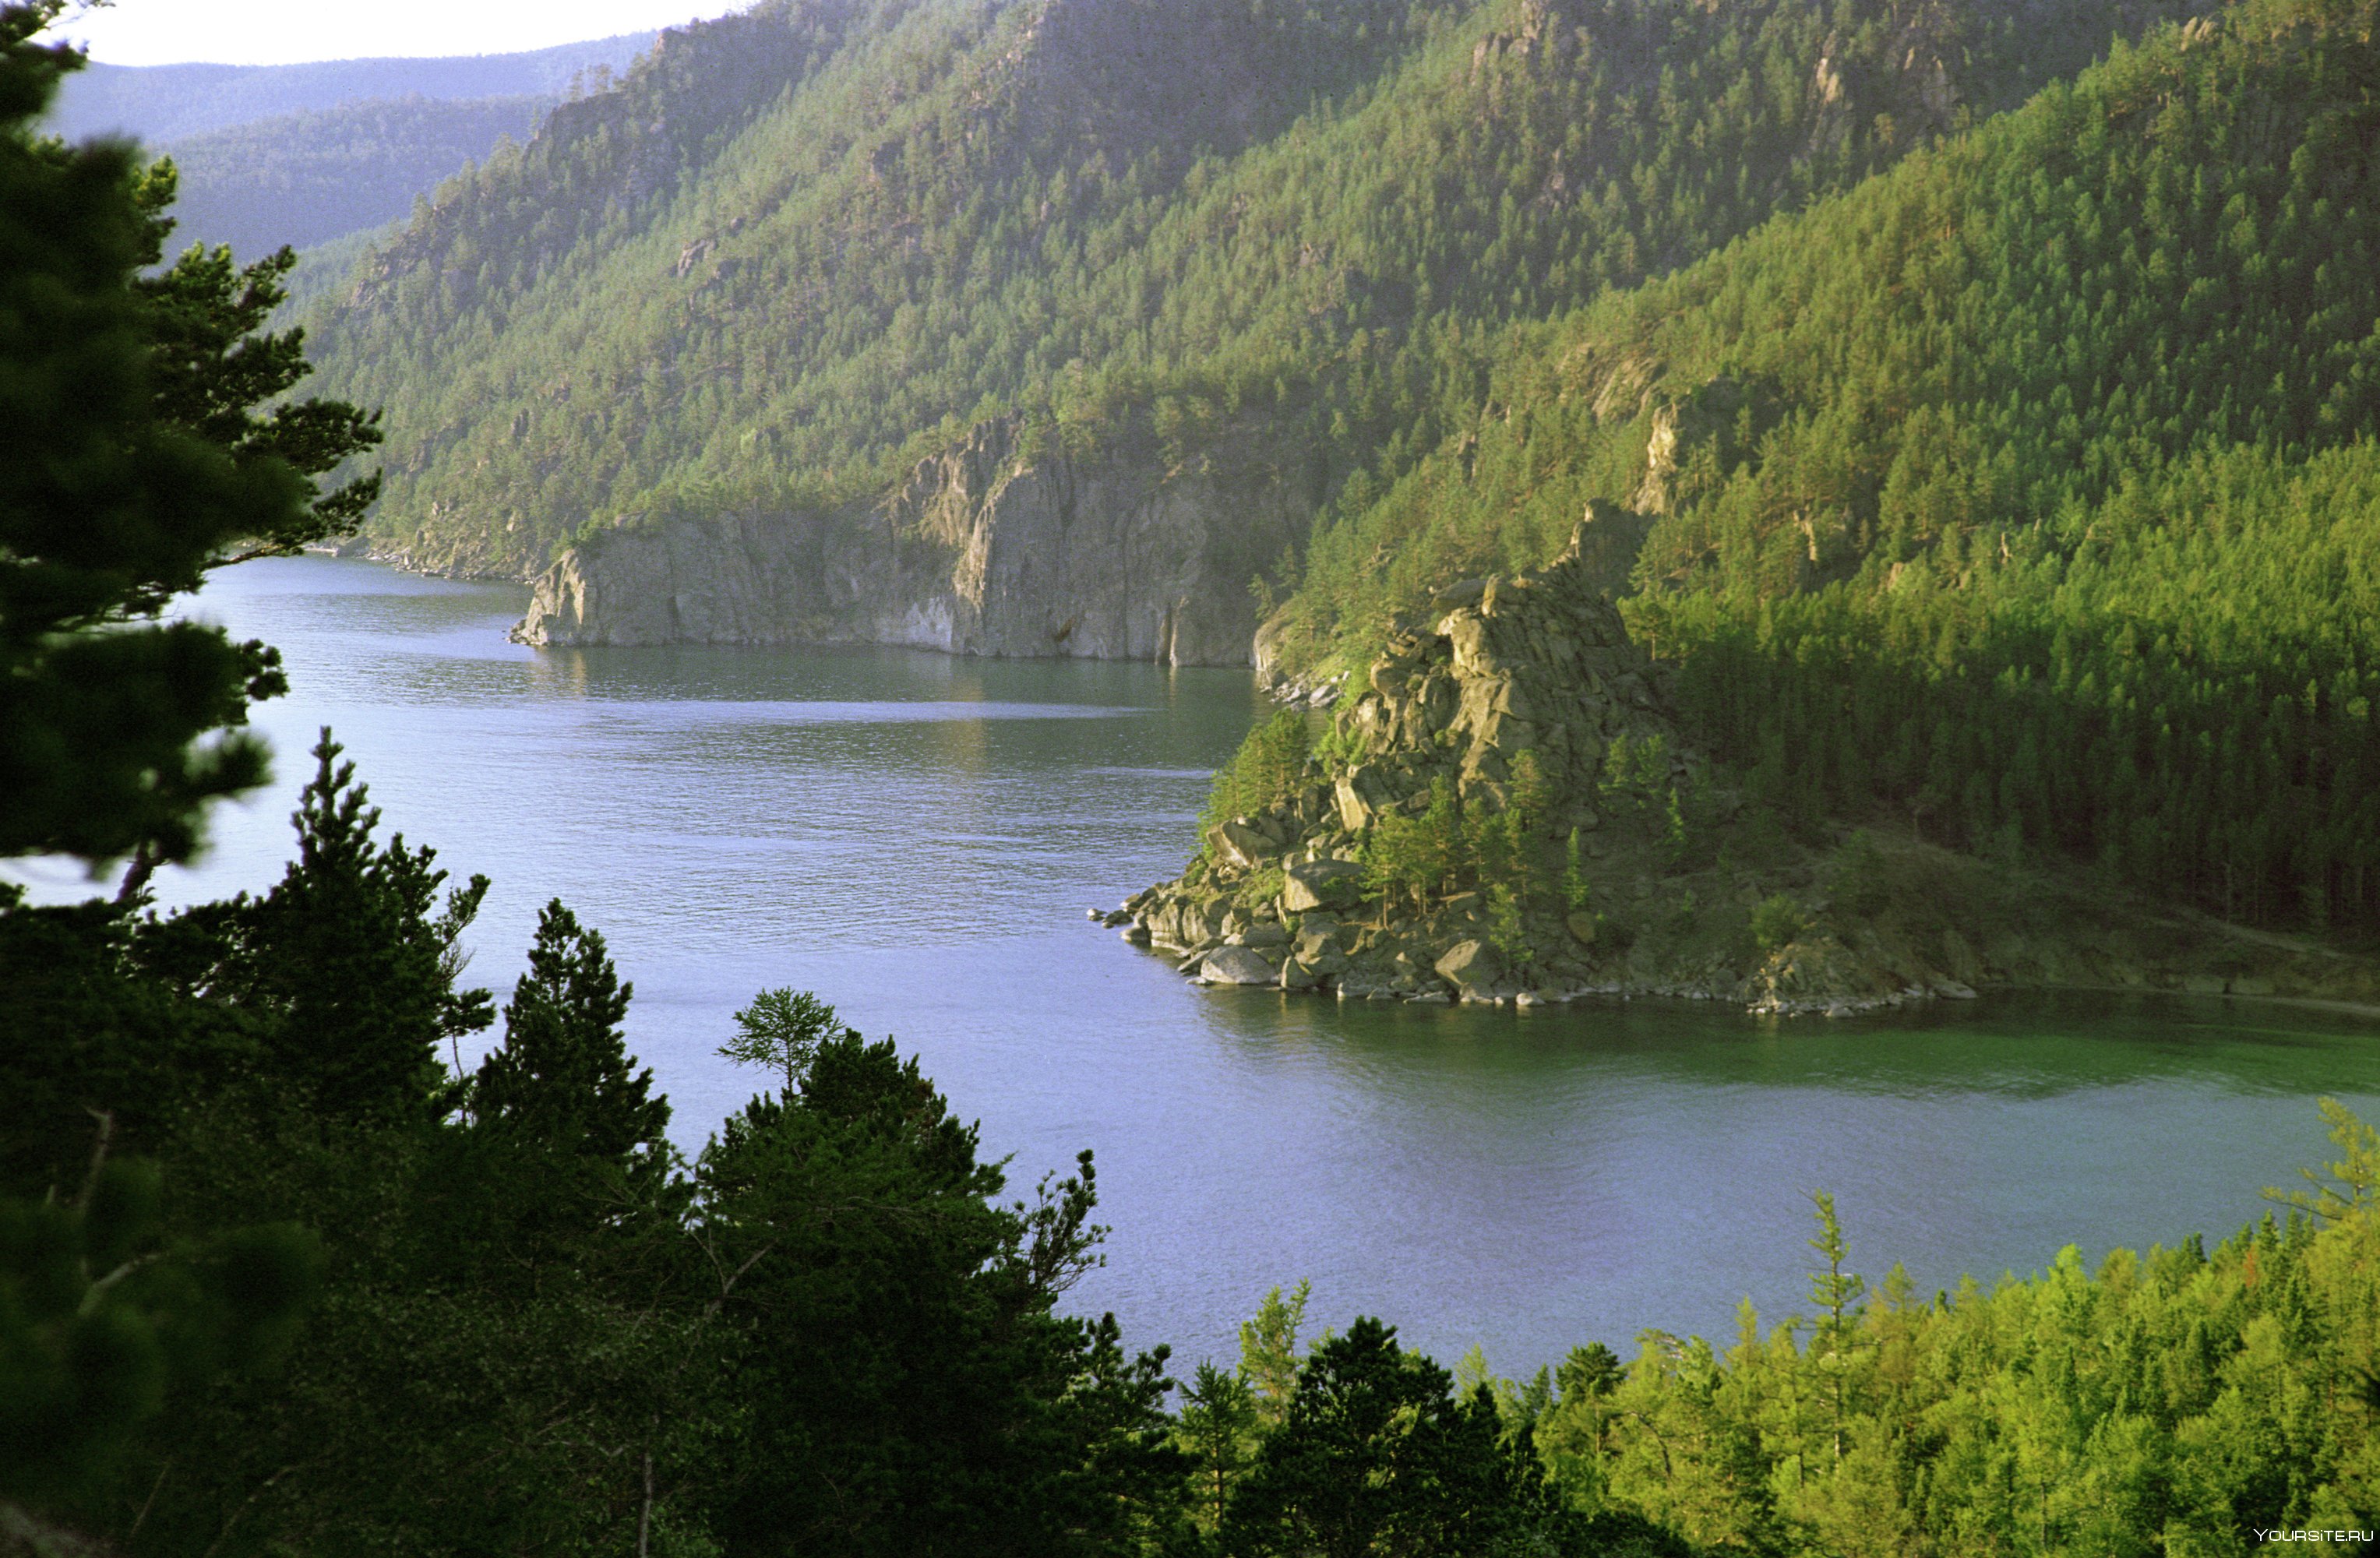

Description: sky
[40,0,755,67]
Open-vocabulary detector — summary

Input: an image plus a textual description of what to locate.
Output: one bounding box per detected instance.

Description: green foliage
[0,12,383,876]
[1662,442,2380,925]
[1561,827,1592,913]
[472,898,671,1171]
[693,1035,1180,1555]
[1484,882,1528,964]
[718,986,849,1092]
[1595,734,1671,819]
[0,5,306,869]
[0,1144,316,1517]
[1825,831,1892,920]
[1521,1115,2380,1552]
[2,747,1186,1551]
[1749,894,1806,953]
[1219,1317,1551,1557]
[1178,1362,1261,1532]
[1238,1279,1313,1431]
[1201,710,1314,841]
[156,731,494,1123]
[2263,1095,2380,1224]
[1361,775,1461,912]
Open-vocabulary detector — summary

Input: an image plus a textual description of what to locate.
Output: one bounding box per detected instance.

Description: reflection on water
[16,557,2379,1375]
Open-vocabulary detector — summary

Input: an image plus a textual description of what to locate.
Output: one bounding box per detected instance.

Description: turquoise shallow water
[17,556,2380,1376]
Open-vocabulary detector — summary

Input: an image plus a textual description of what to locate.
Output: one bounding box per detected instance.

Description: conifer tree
[1177,1362,1261,1531]
[0,2,382,876]
[474,899,669,1168]
[166,731,493,1122]
[1238,1279,1312,1428]
[1807,1190,1867,1468]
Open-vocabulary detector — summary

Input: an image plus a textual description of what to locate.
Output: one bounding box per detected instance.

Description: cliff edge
[513,418,1316,667]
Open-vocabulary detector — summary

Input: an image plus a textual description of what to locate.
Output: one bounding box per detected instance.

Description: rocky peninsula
[1107,510,2380,1015]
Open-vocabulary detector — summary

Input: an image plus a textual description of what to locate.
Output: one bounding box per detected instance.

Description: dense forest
[1253,0,2380,933]
[301,0,2206,576]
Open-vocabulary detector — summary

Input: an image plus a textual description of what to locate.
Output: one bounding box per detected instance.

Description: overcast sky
[43,0,754,66]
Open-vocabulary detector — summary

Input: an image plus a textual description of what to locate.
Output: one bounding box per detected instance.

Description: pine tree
[1177,1361,1261,1530]
[473,898,669,1168]
[1239,1279,1313,1429]
[719,986,848,1094]
[170,731,493,1122]
[0,2,382,876]
[1807,1190,1867,1468]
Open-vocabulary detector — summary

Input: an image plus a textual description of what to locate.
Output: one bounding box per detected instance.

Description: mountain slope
[306,0,2206,605]
[1254,0,2380,932]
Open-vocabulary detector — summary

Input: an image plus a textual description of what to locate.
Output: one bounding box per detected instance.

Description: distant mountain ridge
[158,94,554,261]
[48,32,656,143]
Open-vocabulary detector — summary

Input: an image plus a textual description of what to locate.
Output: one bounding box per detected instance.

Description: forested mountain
[304,0,2205,583]
[157,93,553,260]
[1258,0,2380,932]
[47,32,653,141]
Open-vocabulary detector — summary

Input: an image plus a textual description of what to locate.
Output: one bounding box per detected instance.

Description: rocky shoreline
[1102,513,2380,1017]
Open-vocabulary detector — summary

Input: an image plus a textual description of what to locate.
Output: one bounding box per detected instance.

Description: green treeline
[305,0,2195,573]
[1649,444,2380,927]
[1266,0,2380,929]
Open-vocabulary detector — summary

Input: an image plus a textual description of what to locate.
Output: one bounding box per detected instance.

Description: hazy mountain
[48,31,655,143]
[158,94,554,261]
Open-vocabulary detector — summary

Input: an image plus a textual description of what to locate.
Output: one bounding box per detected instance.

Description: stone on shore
[1198,946,1279,985]
[1434,939,1504,998]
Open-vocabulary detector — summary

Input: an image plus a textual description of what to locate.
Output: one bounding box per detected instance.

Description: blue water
[17,555,2380,1378]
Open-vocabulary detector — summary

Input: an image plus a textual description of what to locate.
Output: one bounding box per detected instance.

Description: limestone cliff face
[515,419,1315,665]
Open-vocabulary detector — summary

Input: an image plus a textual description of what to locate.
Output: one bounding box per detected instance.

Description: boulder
[1283,857,1366,913]
[1435,939,1504,997]
[1207,819,1278,871]
[1293,922,1349,963]
[1199,946,1279,985]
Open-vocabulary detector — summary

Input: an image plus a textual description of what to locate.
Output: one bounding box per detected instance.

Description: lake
[18,555,2380,1380]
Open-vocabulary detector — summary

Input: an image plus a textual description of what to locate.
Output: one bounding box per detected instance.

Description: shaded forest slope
[305,0,2205,594]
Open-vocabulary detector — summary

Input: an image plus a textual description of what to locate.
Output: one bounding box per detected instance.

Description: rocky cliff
[1109,510,2380,1013]
[513,418,1319,666]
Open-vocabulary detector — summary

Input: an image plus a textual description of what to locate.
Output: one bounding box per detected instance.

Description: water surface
[18,557,2379,1376]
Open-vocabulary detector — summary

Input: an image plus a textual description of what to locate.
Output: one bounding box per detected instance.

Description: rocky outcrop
[513,418,1317,666]
[1105,508,2380,1015]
